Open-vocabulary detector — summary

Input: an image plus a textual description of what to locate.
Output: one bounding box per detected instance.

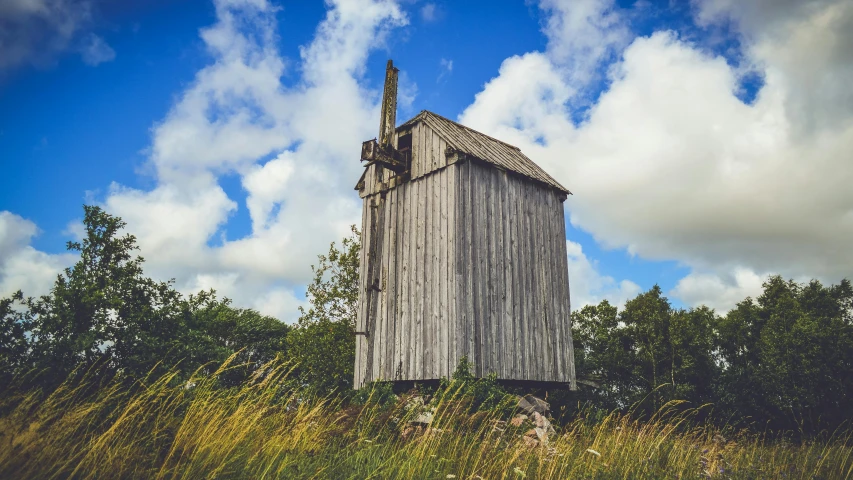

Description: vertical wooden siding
[354,128,574,388]
[354,165,458,387]
[451,160,574,384]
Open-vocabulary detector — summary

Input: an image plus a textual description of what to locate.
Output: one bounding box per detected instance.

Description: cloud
[670,268,766,313]
[539,0,630,90]
[420,3,438,22]
[96,0,408,322]
[0,0,95,70]
[437,57,452,82]
[0,211,75,299]
[79,33,114,66]
[566,239,641,309]
[459,0,853,311]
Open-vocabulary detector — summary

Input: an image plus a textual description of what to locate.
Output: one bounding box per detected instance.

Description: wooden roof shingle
[399,110,571,195]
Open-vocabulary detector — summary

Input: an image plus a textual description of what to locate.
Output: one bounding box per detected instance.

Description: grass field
[1,359,851,479]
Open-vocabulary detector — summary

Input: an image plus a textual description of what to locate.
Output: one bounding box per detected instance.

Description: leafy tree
[0,205,291,391]
[572,287,718,415]
[3,205,190,386]
[571,300,628,410]
[184,291,290,385]
[716,276,853,433]
[286,226,360,394]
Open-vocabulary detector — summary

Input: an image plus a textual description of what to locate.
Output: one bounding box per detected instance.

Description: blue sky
[2,0,851,321]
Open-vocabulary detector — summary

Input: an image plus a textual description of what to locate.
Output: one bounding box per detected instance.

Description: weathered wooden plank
[421,175,431,380]
[422,123,429,179]
[417,176,428,380]
[408,180,419,380]
[445,165,455,377]
[486,165,497,376]
[521,179,533,380]
[411,124,420,179]
[435,169,444,378]
[432,129,441,172]
[538,187,552,382]
[428,172,436,379]
[380,193,389,381]
[479,164,490,377]
[425,126,434,177]
[454,163,466,371]
[385,189,398,380]
[385,188,396,379]
[474,165,484,376]
[401,183,412,380]
[496,170,508,379]
[506,175,518,379]
[544,192,560,382]
[464,162,476,372]
[531,184,543,381]
[552,194,565,382]
[530,185,541,381]
[395,185,406,380]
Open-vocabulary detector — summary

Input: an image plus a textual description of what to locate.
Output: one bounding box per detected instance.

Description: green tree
[572,287,718,416]
[0,205,291,391]
[716,276,853,433]
[187,292,290,385]
[286,226,360,394]
[7,205,190,386]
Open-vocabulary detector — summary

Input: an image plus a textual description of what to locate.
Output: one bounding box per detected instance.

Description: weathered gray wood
[438,168,446,378]
[497,170,508,379]
[401,181,412,380]
[413,177,422,379]
[454,164,466,371]
[465,162,475,371]
[432,130,440,172]
[421,176,430,380]
[508,174,520,379]
[432,170,441,378]
[355,129,575,386]
[385,188,396,379]
[521,176,533,379]
[473,163,485,377]
[444,166,454,377]
[544,192,559,382]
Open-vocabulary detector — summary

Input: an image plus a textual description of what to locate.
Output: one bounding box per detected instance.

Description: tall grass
[1,357,851,479]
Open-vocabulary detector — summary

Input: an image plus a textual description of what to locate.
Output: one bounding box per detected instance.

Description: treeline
[0,206,356,396]
[572,276,853,434]
[2,206,853,436]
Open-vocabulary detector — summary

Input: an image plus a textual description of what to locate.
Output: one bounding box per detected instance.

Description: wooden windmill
[354,60,576,389]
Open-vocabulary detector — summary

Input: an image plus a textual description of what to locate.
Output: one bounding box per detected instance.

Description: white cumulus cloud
[566,240,641,309]
[459,0,853,312]
[0,212,75,299]
[98,0,408,322]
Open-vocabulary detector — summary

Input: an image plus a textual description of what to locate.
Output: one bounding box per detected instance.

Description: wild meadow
[1,357,851,480]
[3,206,853,478]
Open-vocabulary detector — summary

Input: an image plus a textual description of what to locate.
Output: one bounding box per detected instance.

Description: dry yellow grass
[1,357,851,479]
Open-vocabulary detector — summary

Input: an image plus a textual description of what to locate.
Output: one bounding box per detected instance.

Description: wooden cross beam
[361,138,407,174]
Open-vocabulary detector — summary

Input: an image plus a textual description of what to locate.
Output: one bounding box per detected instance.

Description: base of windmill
[399,393,556,447]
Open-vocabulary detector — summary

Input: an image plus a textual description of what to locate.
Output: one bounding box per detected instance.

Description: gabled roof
[399,110,571,195]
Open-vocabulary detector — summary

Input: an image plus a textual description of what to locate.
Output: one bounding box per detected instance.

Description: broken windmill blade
[361,59,408,174]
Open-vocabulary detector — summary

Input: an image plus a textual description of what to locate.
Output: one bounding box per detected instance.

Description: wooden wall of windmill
[354,60,576,390]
